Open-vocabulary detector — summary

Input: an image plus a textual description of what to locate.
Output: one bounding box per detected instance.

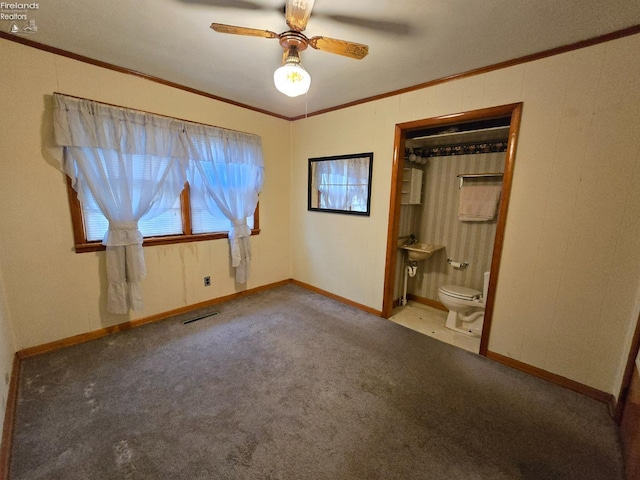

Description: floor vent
[183,311,219,325]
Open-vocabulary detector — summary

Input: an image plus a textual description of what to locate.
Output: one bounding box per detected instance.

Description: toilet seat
[439,285,481,301]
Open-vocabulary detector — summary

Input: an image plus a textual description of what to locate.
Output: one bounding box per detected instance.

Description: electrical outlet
[204,276,211,287]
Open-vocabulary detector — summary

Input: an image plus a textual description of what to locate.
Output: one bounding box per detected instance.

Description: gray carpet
[10,284,624,479]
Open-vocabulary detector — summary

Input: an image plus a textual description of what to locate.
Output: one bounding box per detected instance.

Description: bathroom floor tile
[389,302,481,354]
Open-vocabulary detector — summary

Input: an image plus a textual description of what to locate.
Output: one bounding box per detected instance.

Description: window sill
[74,229,261,253]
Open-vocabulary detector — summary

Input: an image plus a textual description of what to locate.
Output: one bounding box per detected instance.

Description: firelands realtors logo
[1,2,39,34]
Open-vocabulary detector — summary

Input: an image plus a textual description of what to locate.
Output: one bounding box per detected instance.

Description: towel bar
[457,173,503,189]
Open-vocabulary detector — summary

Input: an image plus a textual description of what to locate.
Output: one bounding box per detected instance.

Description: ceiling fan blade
[210,23,279,39]
[285,0,315,32]
[177,0,265,9]
[319,14,413,35]
[309,36,369,60]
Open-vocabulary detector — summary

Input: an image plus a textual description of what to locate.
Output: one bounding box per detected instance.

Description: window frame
[67,177,260,253]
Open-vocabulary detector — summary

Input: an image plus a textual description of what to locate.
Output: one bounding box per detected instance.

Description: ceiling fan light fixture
[273,49,311,97]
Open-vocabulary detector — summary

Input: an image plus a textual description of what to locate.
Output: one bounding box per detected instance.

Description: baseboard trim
[16,278,381,359]
[487,351,614,407]
[406,294,448,312]
[0,354,21,480]
[290,280,382,317]
[620,366,640,479]
[17,279,291,359]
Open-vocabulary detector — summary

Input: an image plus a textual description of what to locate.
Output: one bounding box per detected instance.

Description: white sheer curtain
[53,94,190,313]
[315,157,370,211]
[186,124,264,284]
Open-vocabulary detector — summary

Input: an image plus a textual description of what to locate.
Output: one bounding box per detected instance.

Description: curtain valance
[53,94,192,159]
[188,123,265,167]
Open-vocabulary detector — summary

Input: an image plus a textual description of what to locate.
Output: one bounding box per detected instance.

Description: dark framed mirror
[308,152,373,216]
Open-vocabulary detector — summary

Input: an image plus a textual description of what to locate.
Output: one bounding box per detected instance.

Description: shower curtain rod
[411,125,511,141]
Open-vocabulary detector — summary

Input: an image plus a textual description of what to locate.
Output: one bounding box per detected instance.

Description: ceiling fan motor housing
[279,31,309,52]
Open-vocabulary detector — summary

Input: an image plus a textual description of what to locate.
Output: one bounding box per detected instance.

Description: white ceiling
[7,0,640,119]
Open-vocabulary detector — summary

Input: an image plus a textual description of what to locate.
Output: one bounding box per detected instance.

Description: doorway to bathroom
[382,103,523,356]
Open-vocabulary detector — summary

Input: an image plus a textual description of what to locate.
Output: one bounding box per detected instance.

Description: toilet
[438,272,490,337]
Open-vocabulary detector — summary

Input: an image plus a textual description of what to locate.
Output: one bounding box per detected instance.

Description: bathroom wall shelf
[457,172,503,189]
[402,167,423,205]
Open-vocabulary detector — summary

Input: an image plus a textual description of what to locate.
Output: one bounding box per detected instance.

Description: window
[56,93,261,254]
[68,179,258,252]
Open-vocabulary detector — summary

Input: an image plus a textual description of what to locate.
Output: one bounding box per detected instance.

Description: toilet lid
[439,285,481,301]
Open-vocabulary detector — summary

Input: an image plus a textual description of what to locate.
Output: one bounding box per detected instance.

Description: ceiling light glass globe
[273,63,311,97]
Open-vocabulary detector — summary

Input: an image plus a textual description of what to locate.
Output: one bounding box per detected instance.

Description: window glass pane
[81,182,183,241]
[80,181,108,241]
[139,200,183,238]
[190,194,231,234]
[83,206,109,242]
[190,173,254,234]
[81,180,253,241]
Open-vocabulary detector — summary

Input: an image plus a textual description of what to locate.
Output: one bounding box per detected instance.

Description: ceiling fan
[210,0,369,97]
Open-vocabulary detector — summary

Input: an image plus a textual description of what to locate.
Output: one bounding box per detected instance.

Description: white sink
[400,242,445,261]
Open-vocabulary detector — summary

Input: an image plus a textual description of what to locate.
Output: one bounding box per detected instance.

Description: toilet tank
[483,271,490,304]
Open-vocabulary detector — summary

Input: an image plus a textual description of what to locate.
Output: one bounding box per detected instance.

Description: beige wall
[0,39,292,350]
[291,34,640,396]
[290,101,398,310]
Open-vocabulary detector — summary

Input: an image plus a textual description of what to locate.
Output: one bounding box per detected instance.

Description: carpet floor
[9,284,624,479]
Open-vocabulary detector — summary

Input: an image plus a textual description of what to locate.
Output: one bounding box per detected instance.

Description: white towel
[458,185,501,221]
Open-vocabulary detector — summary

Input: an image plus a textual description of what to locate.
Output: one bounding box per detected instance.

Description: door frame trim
[381,103,523,356]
